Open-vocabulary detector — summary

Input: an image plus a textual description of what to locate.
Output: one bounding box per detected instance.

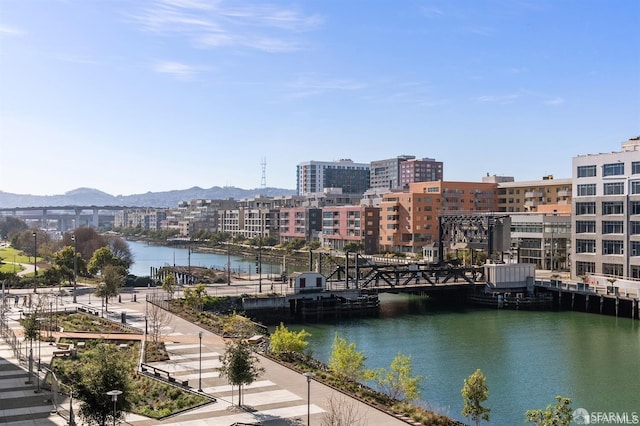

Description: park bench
[140,363,189,388]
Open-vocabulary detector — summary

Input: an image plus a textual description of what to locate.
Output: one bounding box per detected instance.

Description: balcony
[525,191,543,198]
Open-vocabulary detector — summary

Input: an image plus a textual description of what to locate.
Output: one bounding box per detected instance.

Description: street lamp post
[32,232,37,293]
[37,316,42,372]
[303,372,314,426]
[72,234,78,303]
[49,301,53,345]
[198,331,203,392]
[106,389,123,426]
[227,242,231,286]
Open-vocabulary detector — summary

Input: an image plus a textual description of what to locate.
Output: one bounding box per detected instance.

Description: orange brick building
[379,181,499,253]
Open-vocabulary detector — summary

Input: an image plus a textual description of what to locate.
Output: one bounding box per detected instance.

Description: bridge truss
[311,251,485,290]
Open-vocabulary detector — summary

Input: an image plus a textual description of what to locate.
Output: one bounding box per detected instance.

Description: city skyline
[1,0,639,196]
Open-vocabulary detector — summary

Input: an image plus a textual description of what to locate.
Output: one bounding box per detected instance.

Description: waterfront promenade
[0,284,409,426]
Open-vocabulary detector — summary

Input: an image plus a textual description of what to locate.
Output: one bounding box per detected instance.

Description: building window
[602,263,624,277]
[602,221,623,234]
[576,261,595,276]
[602,240,623,255]
[602,201,624,215]
[632,181,640,194]
[632,201,640,215]
[603,163,624,176]
[575,221,596,233]
[603,182,624,195]
[631,222,640,235]
[577,165,597,178]
[576,239,596,253]
[633,161,640,174]
[316,277,322,287]
[575,202,596,215]
[577,184,596,196]
[299,278,306,288]
[631,241,640,256]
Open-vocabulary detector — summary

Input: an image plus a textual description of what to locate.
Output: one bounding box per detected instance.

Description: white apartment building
[572,137,640,280]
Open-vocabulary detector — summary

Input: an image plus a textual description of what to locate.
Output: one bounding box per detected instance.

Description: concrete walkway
[1,287,409,426]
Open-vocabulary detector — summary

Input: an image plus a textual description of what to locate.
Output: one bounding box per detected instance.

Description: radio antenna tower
[261,157,267,189]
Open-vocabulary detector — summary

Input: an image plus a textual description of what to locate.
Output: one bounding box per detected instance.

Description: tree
[222,313,259,339]
[461,368,491,426]
[374,352,422,402]
[42,267,62,288]
[525,396,573,426]
[62,228,107,264]
[0,216,28,240]
[328,333,371,382]
[22,310,40,382]
[219,340,265,407]
[343,242,364,253]
[147,302,171,343]
[322,393,368,426]
[269,323,311,354]
[183,283,207,311]
[95,264,125,314]
[53,246,87,285]
[106,236,133,269]
[88,247,126,275]
[162,273,176,300]
[76,343,132,426]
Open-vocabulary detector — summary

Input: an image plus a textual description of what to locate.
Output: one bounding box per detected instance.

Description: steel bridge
[310,251,485,293]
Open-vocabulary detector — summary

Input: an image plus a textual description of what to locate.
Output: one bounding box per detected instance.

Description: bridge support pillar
[585,295,589,312]
[571,293,575,310]
[92,209,99,228]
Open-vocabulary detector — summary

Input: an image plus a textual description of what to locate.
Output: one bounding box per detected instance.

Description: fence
[0,313,25,365]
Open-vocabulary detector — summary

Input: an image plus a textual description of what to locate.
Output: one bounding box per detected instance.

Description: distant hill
[0,186,297,209]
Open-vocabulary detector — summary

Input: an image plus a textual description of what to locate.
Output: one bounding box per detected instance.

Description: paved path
[1,286,408,426]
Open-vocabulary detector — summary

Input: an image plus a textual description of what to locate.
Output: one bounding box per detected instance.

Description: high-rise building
[369,156,443,190]
[399,157,443,187]
[370,155,415,189]
[296,159,370,196]
[571,137,640,280]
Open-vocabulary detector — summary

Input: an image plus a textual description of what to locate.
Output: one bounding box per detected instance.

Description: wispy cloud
[129,0,323,53]
[55,54,97,65]
[462,26,495,36]
[0,25,24,36]
[474,90,565,105]
[287,75,366,99]
[420,7,444,18]
[370,80,448,107]
[474,93,520,104]
[543,97,565,105]
[153,60,202,80]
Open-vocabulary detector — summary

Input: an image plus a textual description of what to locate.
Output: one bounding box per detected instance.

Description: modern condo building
[571,137,640,280]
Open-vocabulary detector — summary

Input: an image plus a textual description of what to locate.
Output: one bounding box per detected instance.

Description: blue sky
[1,0,639,196]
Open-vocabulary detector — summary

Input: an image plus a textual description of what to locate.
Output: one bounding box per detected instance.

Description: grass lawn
[0,246,37,273]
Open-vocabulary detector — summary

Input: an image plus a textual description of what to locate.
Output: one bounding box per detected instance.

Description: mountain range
[0,186,297,209]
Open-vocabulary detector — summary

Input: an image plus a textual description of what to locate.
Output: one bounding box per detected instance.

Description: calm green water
[289,294,640,425]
